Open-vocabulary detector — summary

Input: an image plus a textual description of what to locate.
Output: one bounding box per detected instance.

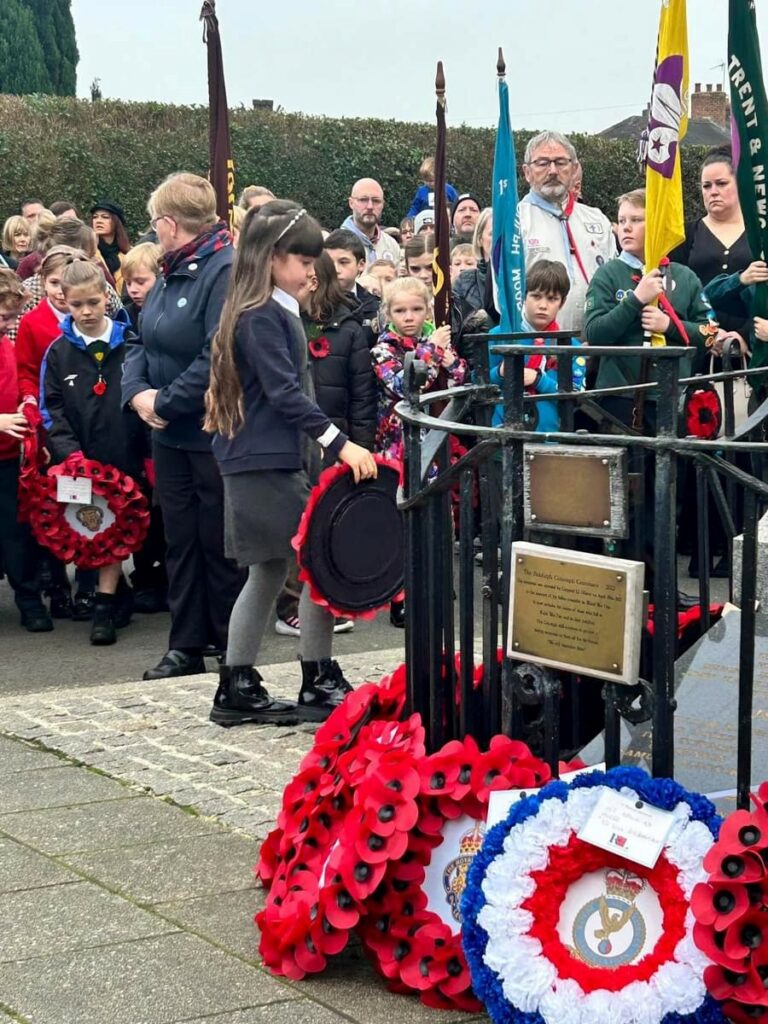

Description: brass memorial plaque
[509,543,644,684]
[524,445,628,538]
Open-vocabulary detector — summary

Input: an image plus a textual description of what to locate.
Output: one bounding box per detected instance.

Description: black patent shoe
[297,659,353,722]
[143,649,206,680]
[210,665,300,727]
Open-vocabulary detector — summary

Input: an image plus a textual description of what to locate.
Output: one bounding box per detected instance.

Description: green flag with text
[729,0,768,316]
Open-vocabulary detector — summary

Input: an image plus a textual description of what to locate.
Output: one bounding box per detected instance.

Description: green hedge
[0,94,709,237]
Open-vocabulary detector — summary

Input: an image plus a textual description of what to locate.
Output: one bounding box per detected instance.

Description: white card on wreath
[485,763,606,830]
[56,475,92,505]
[577,788,675,868]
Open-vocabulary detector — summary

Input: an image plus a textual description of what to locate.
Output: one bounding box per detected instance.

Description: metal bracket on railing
[510,662,562,765]
[403,353,428,411]
[603,678,655,726]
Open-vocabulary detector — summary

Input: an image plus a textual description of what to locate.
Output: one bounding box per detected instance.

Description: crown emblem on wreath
[458,822,485,857]
[605,868,645,903]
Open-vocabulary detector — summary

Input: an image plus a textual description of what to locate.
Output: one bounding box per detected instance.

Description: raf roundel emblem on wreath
[568,867,652,967]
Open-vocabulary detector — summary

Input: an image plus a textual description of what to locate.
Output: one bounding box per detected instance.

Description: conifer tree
[0,0,52,95]
[19,0,79,96]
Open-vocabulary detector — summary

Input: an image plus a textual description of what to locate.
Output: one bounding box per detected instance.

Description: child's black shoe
[90,592,116,646]
[48,588,73,619]
[210,665,299,727]
[19,603,53,633]
[297,659,352,722]
[72,591,95,621]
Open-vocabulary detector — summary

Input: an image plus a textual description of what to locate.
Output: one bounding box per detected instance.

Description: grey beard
[538,182,568,204]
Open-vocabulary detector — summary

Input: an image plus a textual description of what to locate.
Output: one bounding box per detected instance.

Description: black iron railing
[398,335,768,808]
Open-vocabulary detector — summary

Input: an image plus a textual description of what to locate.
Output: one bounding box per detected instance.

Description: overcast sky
[71,1,765,134]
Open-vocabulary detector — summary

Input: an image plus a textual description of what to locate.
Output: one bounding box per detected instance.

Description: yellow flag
[644,0,688,285]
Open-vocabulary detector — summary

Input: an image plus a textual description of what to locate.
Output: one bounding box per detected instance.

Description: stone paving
[0,649,489,1024]
[0,649,404,840]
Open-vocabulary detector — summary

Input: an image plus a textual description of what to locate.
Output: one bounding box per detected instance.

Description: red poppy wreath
[693,780,768,1023]
[291,456,404,621]
[26,453,150,569]
[256,666,410,978]
[356,734,552,1011]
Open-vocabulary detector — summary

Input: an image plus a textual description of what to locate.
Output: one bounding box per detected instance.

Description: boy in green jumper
[584,187,717,427]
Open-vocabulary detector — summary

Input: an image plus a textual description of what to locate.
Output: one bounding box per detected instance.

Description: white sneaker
[275,615,301,637]
[333,617,354,634]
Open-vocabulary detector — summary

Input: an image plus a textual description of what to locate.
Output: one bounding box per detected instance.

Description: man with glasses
[341,178,400,267]
[519,131,614,331]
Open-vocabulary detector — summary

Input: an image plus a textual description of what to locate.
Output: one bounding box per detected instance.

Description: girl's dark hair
[306,251,355,324]
[701,146,733,174]
[404,232,435,266]
[205,200,324,438]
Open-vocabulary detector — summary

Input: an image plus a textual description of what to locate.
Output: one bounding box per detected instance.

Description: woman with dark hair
[670,147,752,354]
[122,172,244,680]
[670,147,753,578]
[91,201,131,293]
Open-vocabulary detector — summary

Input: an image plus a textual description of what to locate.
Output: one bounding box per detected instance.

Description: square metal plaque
[524,445,628,538]
[508,541,645,685]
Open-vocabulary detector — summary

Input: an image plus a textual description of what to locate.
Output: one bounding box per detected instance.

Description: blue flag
[491,74,524,335]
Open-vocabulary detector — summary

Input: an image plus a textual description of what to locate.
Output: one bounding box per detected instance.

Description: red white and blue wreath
[461,766,726,1024]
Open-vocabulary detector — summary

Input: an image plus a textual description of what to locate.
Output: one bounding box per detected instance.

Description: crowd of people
[0,129,765,727]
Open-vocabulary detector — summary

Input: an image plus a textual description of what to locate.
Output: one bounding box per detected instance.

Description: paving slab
[0,795,220,855]
[178,1004,355,1024]
[0,766,138,813]
[293,943,481,1024]
[0,735,66,774]
[0,881,177,963]
[153,888,265,962]
[0,838,80,894]
[0,932,297,1024]
[60,832,259,903]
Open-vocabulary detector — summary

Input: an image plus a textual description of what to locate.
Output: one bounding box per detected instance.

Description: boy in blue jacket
[40,258,138,646]
[489,259,585,431]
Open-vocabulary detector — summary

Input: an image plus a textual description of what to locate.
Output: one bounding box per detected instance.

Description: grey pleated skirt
[223,469,310,567]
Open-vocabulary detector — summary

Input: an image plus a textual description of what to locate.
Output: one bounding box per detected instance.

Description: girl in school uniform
[204,200,377,729]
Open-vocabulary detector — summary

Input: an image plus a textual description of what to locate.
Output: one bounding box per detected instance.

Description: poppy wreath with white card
[26,454,149,570]
[461,767,725,1024]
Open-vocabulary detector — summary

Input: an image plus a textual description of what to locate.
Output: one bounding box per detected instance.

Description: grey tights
[225,558,334,667]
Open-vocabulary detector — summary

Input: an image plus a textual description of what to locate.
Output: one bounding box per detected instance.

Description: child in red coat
[16,245,97,619]
[0,269,51,631]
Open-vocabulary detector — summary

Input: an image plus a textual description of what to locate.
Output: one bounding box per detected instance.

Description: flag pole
[199,1,235,231]
[432,61,452,328]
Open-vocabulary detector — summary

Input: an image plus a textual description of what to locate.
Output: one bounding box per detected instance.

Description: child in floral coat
[371,277,466,462]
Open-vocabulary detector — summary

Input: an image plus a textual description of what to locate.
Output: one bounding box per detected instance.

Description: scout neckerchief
[524,191,589,285]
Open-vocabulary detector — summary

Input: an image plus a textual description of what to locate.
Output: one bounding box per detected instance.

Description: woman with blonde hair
[2,215,32,268]
[123,171,244,680]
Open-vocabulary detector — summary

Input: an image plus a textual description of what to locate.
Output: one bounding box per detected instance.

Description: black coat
[121,245,233,451]
[40,311,141,477]
[211,299,347,476]
[305,304,377,451]
[349,285,381,349]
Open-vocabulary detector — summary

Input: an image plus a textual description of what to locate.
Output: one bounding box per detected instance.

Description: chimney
[690,82,730,129]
